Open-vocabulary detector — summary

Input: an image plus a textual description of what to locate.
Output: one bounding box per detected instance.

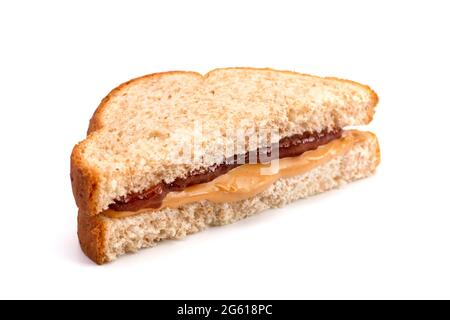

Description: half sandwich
[71,68,380,264]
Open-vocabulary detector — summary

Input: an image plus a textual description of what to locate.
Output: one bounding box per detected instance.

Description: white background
[0,0,449,299]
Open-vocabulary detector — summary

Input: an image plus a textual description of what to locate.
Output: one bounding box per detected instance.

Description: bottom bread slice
[78,131,380,264]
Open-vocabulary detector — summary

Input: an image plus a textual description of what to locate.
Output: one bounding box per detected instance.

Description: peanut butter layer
[104,130,371,219]
[108,129,343,212]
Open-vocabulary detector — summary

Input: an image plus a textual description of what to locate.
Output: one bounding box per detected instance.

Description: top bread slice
[71,68,378,216]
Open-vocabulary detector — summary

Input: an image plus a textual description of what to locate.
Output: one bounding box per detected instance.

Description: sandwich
[71,68,380,264]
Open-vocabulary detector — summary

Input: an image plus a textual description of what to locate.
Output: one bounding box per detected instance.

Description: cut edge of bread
[77,130,380,264]
[71,68,379,216]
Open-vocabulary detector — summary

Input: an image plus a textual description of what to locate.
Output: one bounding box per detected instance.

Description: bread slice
[78,130,380,264]
[71,68,378,217]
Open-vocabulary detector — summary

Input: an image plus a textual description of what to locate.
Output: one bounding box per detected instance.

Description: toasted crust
[71,67,379,217]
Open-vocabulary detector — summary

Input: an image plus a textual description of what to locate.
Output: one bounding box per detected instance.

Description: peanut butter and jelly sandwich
[71,68,380,264]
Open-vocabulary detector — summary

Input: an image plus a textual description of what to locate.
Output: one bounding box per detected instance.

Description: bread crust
[71,141,100,215]
[71,68,379,217]
[77,210,107,265]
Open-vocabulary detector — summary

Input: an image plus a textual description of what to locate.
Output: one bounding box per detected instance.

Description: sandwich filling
[103,129,371,219]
